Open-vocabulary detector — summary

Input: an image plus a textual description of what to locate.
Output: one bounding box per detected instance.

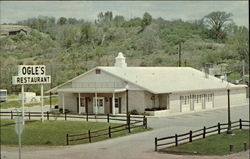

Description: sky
[0,1,248,27]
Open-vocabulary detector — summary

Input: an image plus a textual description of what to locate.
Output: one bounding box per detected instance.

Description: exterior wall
[58,92,77,112]
[169,94,181,113]
[128,90,145,113]
[214,88,247,108]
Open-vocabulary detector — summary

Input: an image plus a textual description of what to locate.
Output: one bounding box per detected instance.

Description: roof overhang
[56,88,126,93]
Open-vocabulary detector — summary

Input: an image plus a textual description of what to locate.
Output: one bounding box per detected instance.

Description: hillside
[0,12,249,94]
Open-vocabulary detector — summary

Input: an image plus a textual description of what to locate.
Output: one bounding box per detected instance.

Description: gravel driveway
[1,105,249,159]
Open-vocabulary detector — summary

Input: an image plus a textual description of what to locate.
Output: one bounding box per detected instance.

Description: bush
[145,107,166,111]
[129,109,139,115]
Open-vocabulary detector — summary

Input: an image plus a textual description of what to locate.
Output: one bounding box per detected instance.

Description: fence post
[229,144,234,152]
[145,117,148,129]
[109,126,111,138]
[239,119,242,129]
[107,114,109,123]
[29,112,31,120]
[155,137,158,151]
[203,126,206,138]
[143,115,146,126]
[66,134,69,145]
[64,112,67,120]
[189,130,192,142]
[11,111,13,119]
[244,142,247,151]
[88,130,91,143]
[128,114,131,133]
[47,111,49,120]
[218,123,221,134]
[175,134,178,146]
[86,113,88,122]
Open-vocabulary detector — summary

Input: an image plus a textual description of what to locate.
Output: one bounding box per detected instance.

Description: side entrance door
[115,98,121,114]
[77,97,86,114]
[93,97,105,114]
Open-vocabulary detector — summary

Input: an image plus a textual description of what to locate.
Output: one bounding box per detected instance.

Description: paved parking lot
[1,105,249,159]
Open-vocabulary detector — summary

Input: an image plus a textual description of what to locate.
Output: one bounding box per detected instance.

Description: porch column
[112,92,115,115]
[95,92,98,114]
[78,93,81,114]
[62,93,65,113]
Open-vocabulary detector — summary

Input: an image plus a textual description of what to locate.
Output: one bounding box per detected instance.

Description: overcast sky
[0,1,248,27]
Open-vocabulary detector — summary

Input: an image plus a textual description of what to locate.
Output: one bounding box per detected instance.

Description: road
[1,105,249,159]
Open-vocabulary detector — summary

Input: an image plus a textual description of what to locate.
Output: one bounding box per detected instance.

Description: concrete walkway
[1,105,249,159]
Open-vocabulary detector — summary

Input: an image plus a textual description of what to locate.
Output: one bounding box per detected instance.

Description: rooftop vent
[115,52,127,68]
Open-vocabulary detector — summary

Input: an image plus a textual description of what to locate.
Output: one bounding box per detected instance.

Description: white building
[19,92,40,104]
[48,53,248,116]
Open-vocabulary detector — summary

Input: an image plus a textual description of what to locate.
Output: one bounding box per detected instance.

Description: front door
[93,97,105,114]
[77,97,86,114]
[115,98,121,114]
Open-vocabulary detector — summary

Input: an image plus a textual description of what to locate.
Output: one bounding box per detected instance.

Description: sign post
[15,115,24,159]
[21,85,24,125]
[41,84,44,122]
[12,65,51,123]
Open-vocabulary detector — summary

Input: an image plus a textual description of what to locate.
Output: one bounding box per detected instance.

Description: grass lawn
[164,129,249,156]
[0,97,58,109]
[1,119,148,146]
[7,94,18,99]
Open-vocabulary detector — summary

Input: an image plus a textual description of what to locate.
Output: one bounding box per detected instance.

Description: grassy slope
[165,129,249,156]
[1,119,147,146]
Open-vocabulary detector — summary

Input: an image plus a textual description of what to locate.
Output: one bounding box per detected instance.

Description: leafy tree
[113,15,125,27]
[203,11,233,41]
[80,23,92,44]
[57,17,67,25]
[68,18,78,24]
[141,12,152,31]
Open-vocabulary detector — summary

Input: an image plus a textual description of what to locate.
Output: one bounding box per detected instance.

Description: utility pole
[242,60,245,83]
[178,41,182,67]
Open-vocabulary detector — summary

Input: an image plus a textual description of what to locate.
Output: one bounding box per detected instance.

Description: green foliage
[203,11,233,41]
[0,11,249,94]
[57,17,67,25]
[141,12,152,31]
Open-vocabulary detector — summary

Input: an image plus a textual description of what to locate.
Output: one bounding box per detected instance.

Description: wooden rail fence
[154,119,250,151]
[0,111,146,124]
[66,116,147,145]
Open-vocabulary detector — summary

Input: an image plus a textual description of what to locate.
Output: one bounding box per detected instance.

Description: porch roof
[57,88,126,93]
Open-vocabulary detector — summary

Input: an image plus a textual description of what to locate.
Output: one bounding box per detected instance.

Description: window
[207,93,213,102]
[181,95,190,105]
[115,98,119,108]
[96,69,101,74]
[197,95,202,103]
[80,98,85,107]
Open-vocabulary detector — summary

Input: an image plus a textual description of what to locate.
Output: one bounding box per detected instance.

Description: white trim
[78,93,81,114]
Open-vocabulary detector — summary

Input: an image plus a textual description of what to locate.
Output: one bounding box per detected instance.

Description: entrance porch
[58,88,126,115]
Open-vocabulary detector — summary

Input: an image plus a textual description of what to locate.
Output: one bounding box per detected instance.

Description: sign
[12,75,51,85]
[18,65,46,76]
[13,65,51,85]
[15,116,24,135]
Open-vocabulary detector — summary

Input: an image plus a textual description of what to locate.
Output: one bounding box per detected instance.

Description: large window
[207,93,213,102]
[181,95,190,104]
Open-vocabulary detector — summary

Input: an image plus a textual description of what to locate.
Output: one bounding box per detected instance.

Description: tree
[203,11,233,41]
[57,17,67,25]
[114,15,125,27]
[80,23,92,44]
[141,12,152,31]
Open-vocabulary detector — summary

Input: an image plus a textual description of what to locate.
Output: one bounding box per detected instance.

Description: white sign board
[15,116,24,135]
[12,75,51,85]
[18,65,46,76]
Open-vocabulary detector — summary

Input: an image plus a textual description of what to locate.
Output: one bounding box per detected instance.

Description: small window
[96,69,101,74]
